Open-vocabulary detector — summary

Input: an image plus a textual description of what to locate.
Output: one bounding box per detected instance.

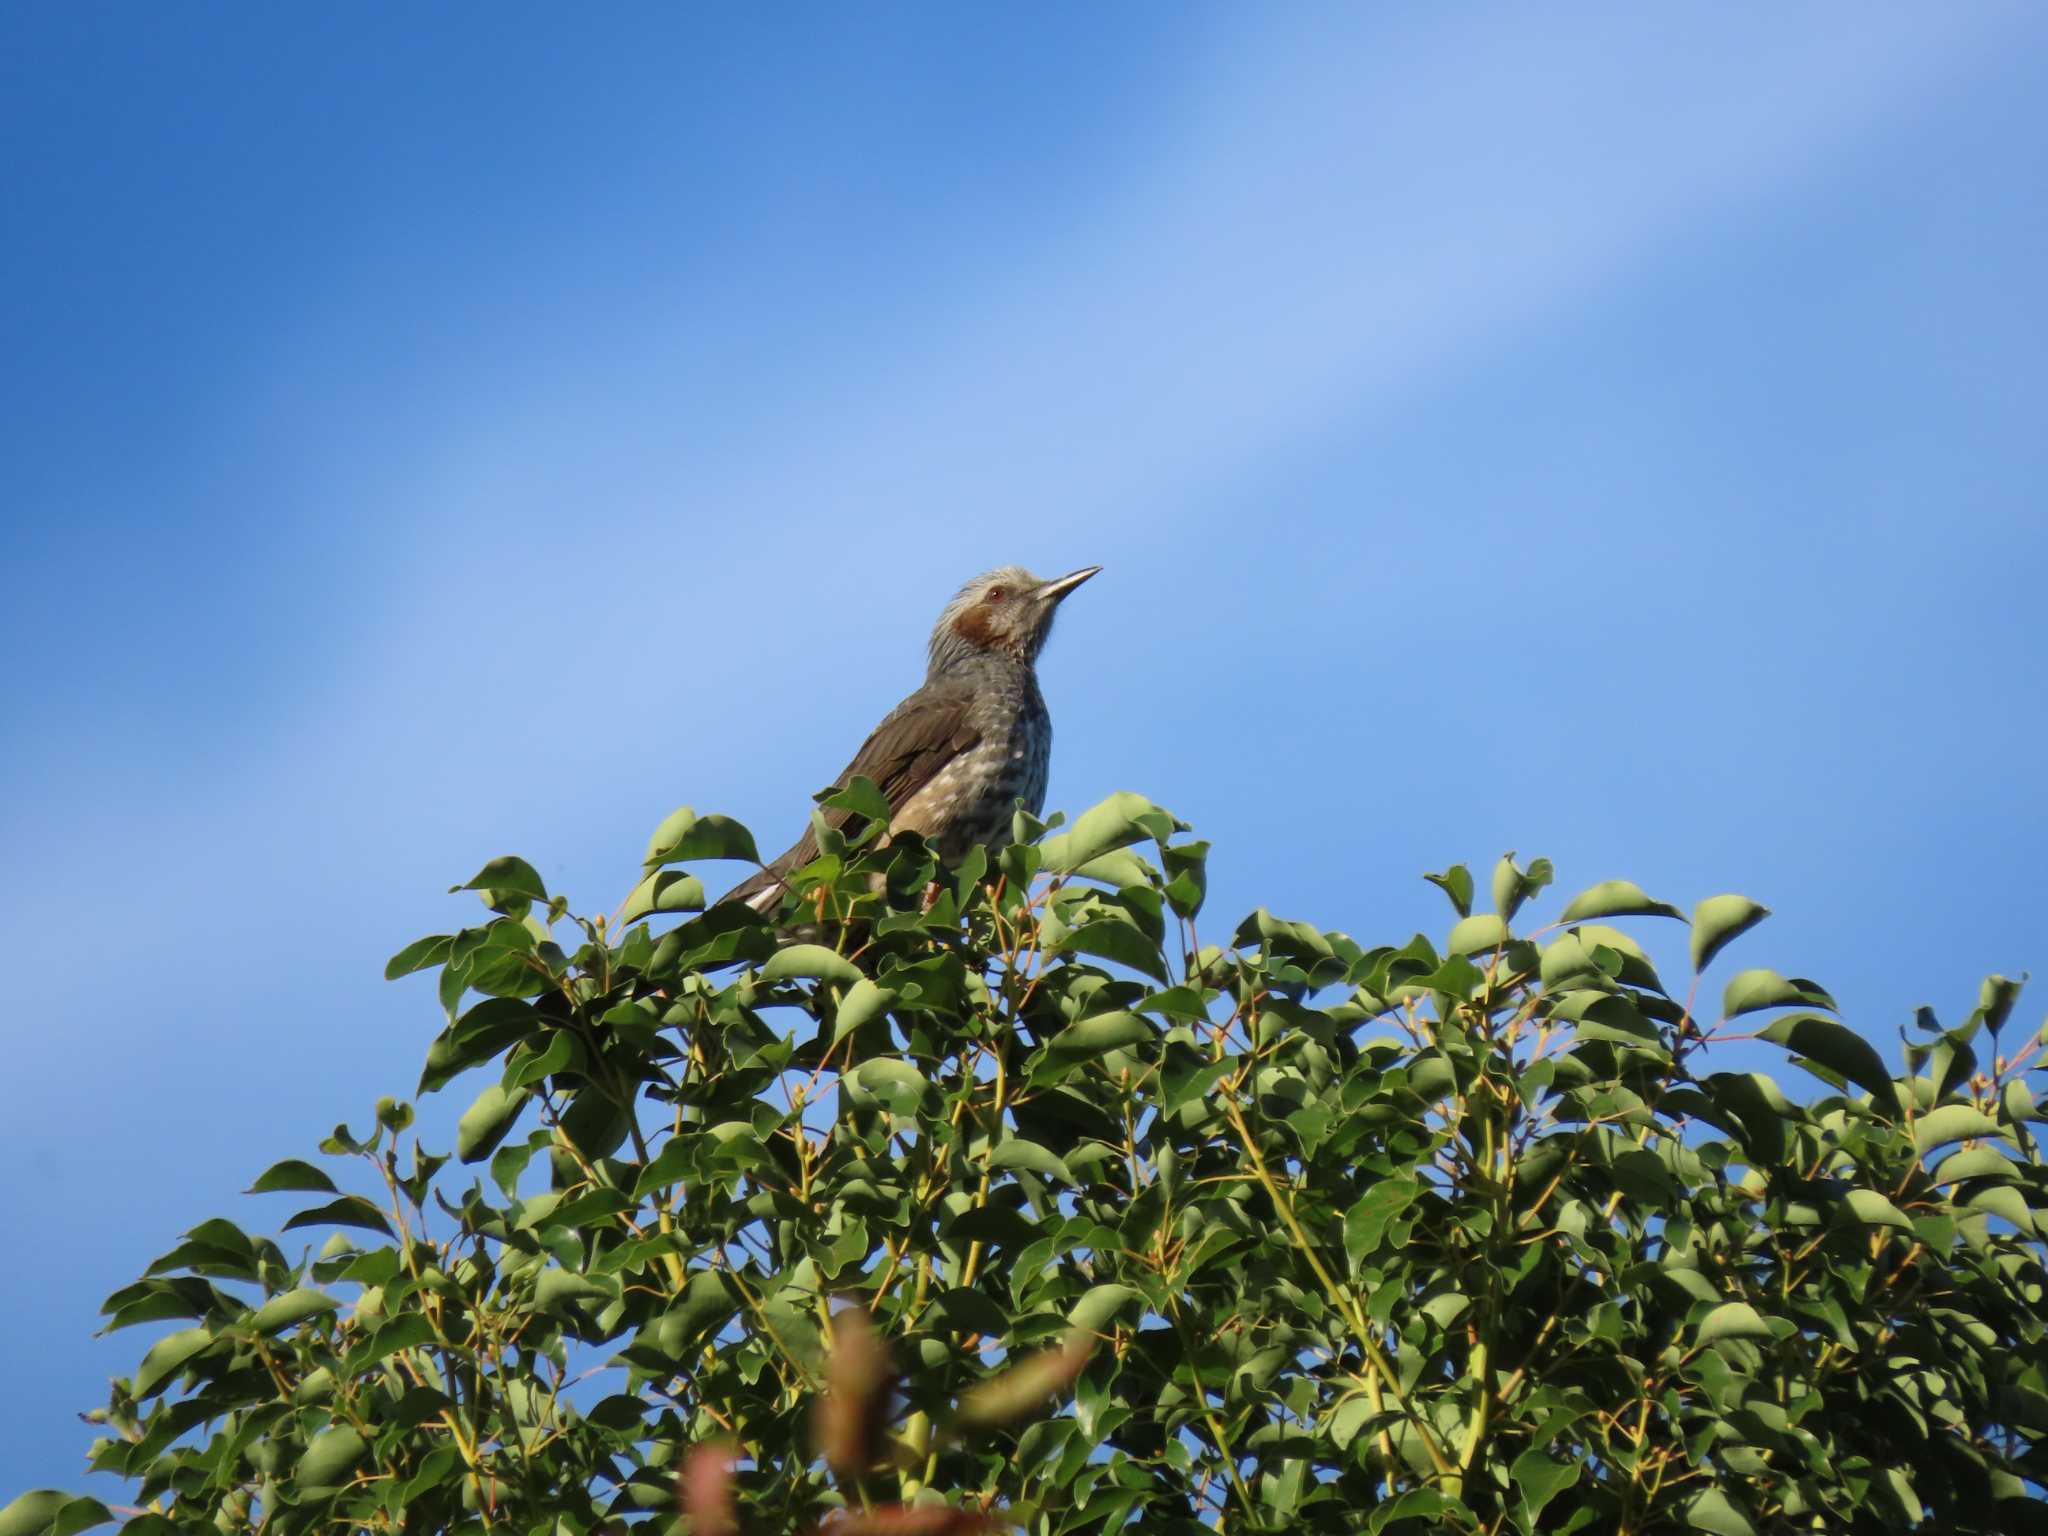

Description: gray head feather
[926,564,1099,677]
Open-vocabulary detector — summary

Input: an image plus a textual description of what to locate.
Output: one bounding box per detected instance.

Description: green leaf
[1682,1489,1756,1536]
[534,1268,613,1312]
[1962,1183,2037,1235]
[1344,1179,1421,1264]
[1423,864,1473,917]
[1038,792,1175,874]
[987,1139,1074,1184]
[1538,932,1601,992]
[1327,1396,1378,1451]
[250,1288,339,1334]
[760,944,864,985]
[930,1287,1010,1338]
[1757,1013,1892,1102]
[0,1494,68,1536]
[1445,914,1507,956]
[831,978,898,1043]
[456,1082,532,1163]
[584,1393,648,1432]
[1976,973,2025,1035]
[617,869,706,924]
[2003,1076,2038,1129]
[346,1312,437,1371]
[1696,1302,1772,1346]
[1721,969,1837,1019]
[644,807,762,867]
[383,934,453,981]
[1042,1011,1154,1065]
[45,1500,111,1536]
[1492,852,1553,922]
[1559,879,1685,922]
[1161,840,1209,919]
[848,1058,928,1114]
[1690,894,1768,971]
[1931,1145,2016,1185]
[281,1197,395,1239]
[418,995,539,1095]
[660,1271,741,1351]
[818,774,893,825]
[296,1425,368,1490]
[1510,1448,1580,1527]
[504,1029,575,1090]
[1912,1103,2005,1152]
[632,1136,693,1199]
[132,1326,214,1397]
[1051,918,1170,982]
[1837,1190,1914,1230]
[455,855,547,903]
[1067,1283,1142,1333]
[245,1159,338,1195]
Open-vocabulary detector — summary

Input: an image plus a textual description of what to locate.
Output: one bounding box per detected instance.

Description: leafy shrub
[10,790,2047,1535]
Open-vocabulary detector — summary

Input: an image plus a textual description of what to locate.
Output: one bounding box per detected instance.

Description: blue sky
[5,2,2047,1494]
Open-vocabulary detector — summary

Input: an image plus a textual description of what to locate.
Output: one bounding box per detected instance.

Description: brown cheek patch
[951,605,1000,650]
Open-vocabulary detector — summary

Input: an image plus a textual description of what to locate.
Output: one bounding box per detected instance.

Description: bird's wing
[721,683,980,909]
[837,681,982,828]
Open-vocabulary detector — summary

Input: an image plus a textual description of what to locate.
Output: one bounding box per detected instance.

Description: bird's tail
[717,861,793,914]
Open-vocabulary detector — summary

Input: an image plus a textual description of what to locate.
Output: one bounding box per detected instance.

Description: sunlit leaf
[1559,879,1685,922]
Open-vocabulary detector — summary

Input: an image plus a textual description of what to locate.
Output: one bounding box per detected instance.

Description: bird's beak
[1036,566,1102,605]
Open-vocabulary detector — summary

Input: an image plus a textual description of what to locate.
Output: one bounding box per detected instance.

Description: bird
[722,564,1100,913]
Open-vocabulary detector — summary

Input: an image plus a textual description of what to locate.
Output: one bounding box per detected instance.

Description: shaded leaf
[296,1425,368,1489]
[1721,969,1837,1019]
[383,934,452,981]
[456,1082,532,1163]
[1423,864,1473,917]
[132,1326,214,1397]
[1041,1011,1154,1067]
[455,855,547,903]
[1976,972,2025,1036]
[1050,918,1170,982]
[1511,1448,1580,1526]
[281,1197,394,1239]
[1690,894,1769,971]
[45,1501,111,1536]
[1758,1013,1892,1102]
[618,869,706,924]
[1493,852,1554,923]
[1067,1283,1142,1333]
[245,1159,337,1196]
[929,1288,1010,1338]
[986,1139,1074,1184]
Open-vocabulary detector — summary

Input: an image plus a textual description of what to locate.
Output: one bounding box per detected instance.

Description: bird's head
[928,564,1101,674]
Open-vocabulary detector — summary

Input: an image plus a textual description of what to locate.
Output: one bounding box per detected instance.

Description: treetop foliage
[10,788,2048,1535]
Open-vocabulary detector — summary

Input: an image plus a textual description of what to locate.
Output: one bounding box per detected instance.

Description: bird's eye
[984,585,1009,603]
